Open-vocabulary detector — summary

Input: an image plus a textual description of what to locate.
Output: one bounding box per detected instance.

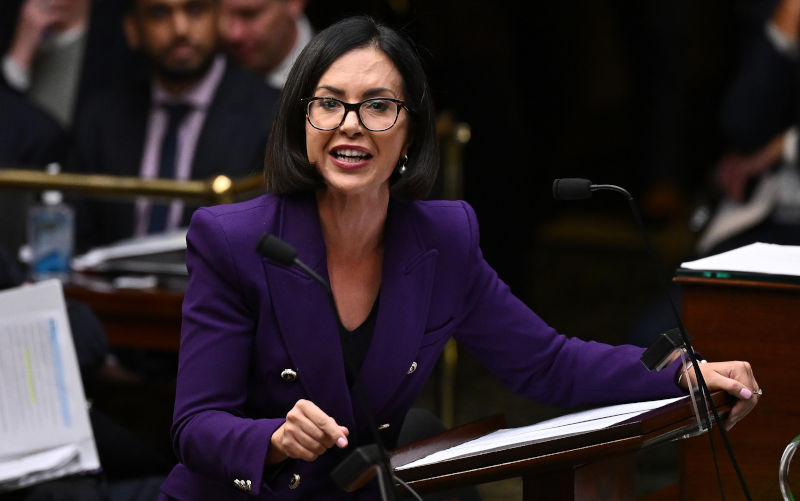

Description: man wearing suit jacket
[68,0,279,250]
[0,86,65,166]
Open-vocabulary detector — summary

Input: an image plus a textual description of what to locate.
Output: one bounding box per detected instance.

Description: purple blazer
[159,194,685,500]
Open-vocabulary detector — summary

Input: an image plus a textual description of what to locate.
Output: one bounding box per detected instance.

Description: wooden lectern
[676,275,800,500]
[391,392,731,501]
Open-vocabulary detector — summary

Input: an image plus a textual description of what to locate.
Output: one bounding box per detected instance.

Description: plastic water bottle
[27,165,74,282]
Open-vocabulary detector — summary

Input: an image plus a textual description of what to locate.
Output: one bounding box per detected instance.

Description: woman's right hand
[268,399,349,463]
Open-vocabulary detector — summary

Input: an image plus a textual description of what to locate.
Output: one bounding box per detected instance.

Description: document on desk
[72,229,188,275]
[680,242,800,277]
[395,396,685,470]
[0,280,100,491]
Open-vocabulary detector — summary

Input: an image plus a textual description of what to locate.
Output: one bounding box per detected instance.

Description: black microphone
[256,234,331,294]
[552,178,753,501]
[552,178,592,200]
[256,233,401,501]
[553,177,633,201]
[256,233,297,265]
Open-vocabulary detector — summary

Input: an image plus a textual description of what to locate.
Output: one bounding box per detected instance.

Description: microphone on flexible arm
[256,234,412,501]
[552,178,753,501]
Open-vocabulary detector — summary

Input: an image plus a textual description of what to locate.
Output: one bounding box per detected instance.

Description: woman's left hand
[677,360,760,431]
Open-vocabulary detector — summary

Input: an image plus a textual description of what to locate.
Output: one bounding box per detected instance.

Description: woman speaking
[158,16,759,500]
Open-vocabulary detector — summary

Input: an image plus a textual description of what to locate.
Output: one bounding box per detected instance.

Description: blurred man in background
[68,0,279,249]
[219,0,310,89]
[0,0,132,127]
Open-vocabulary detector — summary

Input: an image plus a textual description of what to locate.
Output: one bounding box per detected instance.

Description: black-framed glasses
[303,96,407,132]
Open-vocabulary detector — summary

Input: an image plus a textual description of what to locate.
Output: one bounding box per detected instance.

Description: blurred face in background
[219,0,304,76]
[125,0,219,83]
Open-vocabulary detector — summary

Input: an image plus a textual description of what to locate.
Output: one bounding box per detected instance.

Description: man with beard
[67,0,279,250]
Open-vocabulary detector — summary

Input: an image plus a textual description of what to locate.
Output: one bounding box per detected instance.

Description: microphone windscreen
[552,178,593,200]
[256,233,298,265]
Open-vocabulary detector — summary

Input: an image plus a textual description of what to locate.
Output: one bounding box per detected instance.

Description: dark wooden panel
[64,283,183,351]
[676,276,800,500]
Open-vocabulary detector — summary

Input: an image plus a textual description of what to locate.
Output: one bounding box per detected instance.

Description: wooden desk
[675,275,800,500]
[393,392,730,501]
[64,282,183,351]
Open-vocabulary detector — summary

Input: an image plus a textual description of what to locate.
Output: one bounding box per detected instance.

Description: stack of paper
[680,242,800,278]
[72,229,188,276]
[0,281,100,492]
[396,396,685,470]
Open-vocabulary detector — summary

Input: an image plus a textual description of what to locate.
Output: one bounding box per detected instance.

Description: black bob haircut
[264,16,439,200]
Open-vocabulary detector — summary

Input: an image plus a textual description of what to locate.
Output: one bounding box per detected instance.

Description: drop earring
[398,155,409,175]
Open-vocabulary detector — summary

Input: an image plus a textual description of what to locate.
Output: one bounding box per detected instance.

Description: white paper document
[680,242,800,277]
[0,280,100,491]
[72,229,187,275]
[396,396,685,470]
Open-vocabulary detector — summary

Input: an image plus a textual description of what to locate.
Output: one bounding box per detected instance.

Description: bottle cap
[43,190,63,205]
[43,162,63,205]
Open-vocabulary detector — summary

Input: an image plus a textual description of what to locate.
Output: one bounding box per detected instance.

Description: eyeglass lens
[307,98,400,131]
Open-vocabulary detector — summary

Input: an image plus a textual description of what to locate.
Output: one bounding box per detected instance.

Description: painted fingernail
[337,436,347,448]
[739,387,752,399]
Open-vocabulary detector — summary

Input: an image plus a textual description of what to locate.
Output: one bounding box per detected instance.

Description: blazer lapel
[261,196,356,428]
[359,200,438,417]
[261,197,438,434]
